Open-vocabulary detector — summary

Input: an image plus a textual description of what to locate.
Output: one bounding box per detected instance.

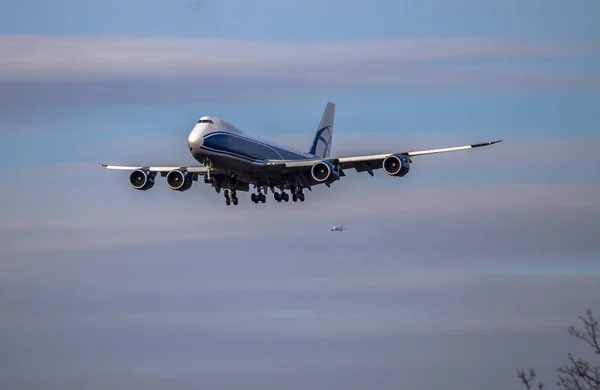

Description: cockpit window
[197,119,214,124]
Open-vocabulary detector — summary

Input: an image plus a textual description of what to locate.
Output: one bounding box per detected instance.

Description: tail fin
[309,102,335,158]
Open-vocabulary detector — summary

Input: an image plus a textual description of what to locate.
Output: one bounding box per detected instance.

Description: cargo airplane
[100,102,501,206]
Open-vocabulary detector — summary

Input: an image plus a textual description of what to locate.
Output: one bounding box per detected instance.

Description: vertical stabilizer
[309,102,335,158]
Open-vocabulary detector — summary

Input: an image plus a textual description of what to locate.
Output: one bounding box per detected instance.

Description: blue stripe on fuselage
[202,132,314,162]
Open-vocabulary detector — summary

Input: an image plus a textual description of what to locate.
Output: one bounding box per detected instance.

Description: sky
[1,1,600,389]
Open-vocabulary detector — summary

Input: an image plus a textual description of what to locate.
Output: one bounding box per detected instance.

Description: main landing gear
[223,184,305,206]
[273,191,289,203]
[292,187,305,202]
[289,186,305,202]
[224,189,238,206]
[273,187,305,203]
[251,192,266,204]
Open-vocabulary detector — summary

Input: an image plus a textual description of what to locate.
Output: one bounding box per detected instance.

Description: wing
[264,140,502,175]
[99,164,209,175]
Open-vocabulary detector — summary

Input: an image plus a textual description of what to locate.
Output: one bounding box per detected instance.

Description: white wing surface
[263,140,502,175]
[99,164,209,174]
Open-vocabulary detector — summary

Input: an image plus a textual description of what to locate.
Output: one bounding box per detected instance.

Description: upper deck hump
[214,119,315,160]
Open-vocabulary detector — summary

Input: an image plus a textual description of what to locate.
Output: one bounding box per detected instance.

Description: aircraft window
[197,119,214,124]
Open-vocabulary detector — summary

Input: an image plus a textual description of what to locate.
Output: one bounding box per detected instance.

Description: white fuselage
[187,116,315,173]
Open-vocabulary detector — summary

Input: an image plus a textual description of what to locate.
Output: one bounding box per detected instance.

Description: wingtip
[472,140,502,148]
[98,163,108,167]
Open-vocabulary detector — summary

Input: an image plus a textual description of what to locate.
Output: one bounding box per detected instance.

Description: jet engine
[382,154,411,177]
[128,169,155,191]
[166,169,193,191]
[311,161,340,183]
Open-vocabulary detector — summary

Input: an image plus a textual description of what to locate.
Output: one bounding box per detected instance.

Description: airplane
[331,222,347,232]
[100,102,501,206]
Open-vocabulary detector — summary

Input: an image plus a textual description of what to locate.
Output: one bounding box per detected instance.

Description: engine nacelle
[166,169,193,191]
[128,169,155,191]
[382,154,411,177]
[311,161,340,183]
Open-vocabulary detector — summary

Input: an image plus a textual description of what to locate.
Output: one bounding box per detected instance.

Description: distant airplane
[100,102,501,206]
[331,222,347,232]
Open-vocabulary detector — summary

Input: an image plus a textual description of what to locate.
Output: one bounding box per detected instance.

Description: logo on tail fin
[310,125,332,157]
[309,102,335,158]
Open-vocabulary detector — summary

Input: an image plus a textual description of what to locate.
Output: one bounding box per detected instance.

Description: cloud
[0,36,556,80]
[0,35,596,94]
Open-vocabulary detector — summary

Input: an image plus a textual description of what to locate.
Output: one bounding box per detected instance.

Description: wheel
[274,192,280,201]
[292,194,297,202]
[224,190,229,198]
[260,193,266,203]
[225,198,231,206]
[251,193,257,203]
[232,197,238,205]
[283,192,289,202]
[298,193,305,202]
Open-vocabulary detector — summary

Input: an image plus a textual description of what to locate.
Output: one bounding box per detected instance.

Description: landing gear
[203,161,214,183]
[251,192,266,204]
[273,187,305,203]
[291,186,305,202]
[250,185,267,204]
[224,189,238,206]
[274,191,289,202]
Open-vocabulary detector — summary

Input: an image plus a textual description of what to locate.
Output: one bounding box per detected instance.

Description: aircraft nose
[188,126,204,149]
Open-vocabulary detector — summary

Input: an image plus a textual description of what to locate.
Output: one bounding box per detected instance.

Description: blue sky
[1,1,599,389]
[2,0,599,41]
